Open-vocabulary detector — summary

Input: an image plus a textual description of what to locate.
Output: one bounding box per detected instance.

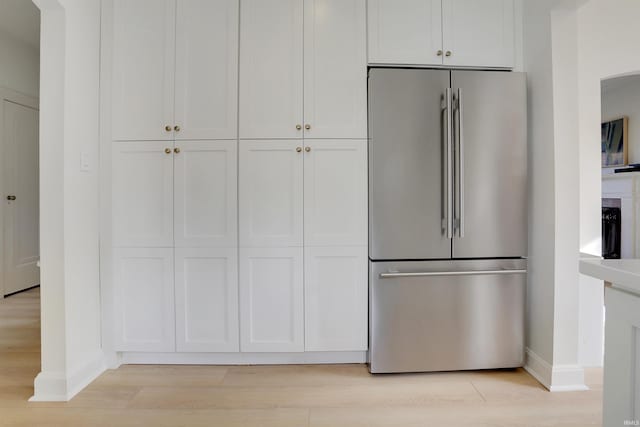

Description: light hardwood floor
[0,288,603,426]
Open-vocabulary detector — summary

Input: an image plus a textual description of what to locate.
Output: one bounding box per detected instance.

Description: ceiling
[602,74,640,95]
[0,0,40,49]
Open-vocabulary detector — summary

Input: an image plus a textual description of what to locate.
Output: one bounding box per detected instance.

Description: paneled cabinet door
[442,0,515,68]
[175,0,239,140]
[111,0,175,141]
[174,141,237,248]
[114,248,175,352]
[239,140,303,247]
[240,247,304,352]
[367,0,443,65]
[303,0,367,139]
[175,248,239,352]
[239,0,303,139]
[304,140,367,247]
[304,246,368,351]
[112,142,174,248]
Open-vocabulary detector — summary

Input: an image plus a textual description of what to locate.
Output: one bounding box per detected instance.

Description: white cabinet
[304,246,368,351]
[442,0,514,68]
[239,140,304,247]
[174,140,237,248]
[114,248,175,352]
[110,0,238,141]
[367,0,515,69]
[175,248,239,352]
[240,0,367,139]
[239,0,303,139]
[112,142,174,248]
[304,140,367,246]
[367,0,442,65]
[175,0,239,140]
[239,247,304,352]
[111,0,175,141]
[303,0,367,139]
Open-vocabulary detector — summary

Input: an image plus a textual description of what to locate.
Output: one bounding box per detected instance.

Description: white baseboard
[30,351,107,402]
[121,351,367,365]
[524,348,588,392]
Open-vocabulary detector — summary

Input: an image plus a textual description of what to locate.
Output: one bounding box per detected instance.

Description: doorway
[0,90,40,297]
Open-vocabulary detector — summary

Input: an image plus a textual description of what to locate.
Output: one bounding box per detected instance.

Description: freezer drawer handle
[379,269,527,279]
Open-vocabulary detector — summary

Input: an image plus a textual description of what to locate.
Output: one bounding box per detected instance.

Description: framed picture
[602,116,628,168]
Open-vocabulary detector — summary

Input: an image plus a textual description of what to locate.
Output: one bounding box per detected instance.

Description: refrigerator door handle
[455,88,465,239]
[445,88,454,239]
[379,269,527,279]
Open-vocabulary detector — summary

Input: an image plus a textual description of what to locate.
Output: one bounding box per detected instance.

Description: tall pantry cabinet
[107,0,240,352]
[104,0,368,357]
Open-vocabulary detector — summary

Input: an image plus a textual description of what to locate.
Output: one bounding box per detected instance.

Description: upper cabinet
[110,0,239,141]
[367,0,515,69]
[240,0,367,139]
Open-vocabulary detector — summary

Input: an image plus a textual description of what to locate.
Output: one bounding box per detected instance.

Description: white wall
[32,0,104,401]
[602,78,640,165]
[0,29,39,98]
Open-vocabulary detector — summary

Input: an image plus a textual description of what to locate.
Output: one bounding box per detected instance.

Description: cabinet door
[305,246,367,351]
[175,0,238,140]
[114,248,175,352]
[174,141,237,248]
[303,0,367,139]
[367,0,443,65]
[239,247,304,352]
[175,248,239,352]
[112,142,174,247]
[111,0,175,141]
[239,140,303,247]
[239,0,303,139]
[304,140,367,246]
[442,0,514,68]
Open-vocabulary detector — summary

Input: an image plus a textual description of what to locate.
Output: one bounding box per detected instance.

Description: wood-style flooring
[0,288,603,426]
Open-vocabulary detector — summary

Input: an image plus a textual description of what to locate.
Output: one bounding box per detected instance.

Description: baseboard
[120,351,368,365]
[524,348,588,392]
[30,351,107,402]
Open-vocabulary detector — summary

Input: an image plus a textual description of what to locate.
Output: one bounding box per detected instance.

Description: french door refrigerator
[368,68,528,373]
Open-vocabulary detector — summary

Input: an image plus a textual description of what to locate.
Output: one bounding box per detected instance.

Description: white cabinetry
[240,0,367,139]
[175,248,239,352]
[367,0,515,68]
[111,0,238,141]
[114,248,175,352]
[240,248,304,352]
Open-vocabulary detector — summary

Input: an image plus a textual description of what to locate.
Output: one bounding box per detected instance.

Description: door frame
[0,87,39,298]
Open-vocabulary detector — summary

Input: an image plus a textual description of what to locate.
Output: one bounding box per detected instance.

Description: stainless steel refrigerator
[368,68,528,373]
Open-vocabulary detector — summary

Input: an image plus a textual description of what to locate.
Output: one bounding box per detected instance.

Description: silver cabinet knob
[305,124,311,130]
[296,147,302,153]
[437,50,443,56]
[6,195,16,201]
[296,124,302,130]
[164,148,172,154]
[165,125,172,132]
[445,51,452,57]
[174,125,181,132]
[305,146,311,152]
[174,147,181,154]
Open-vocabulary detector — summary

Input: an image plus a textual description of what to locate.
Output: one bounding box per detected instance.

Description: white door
[304,246,367,351]
[175,248,239,352]
[111,0,175,141]
[112,142,174,247]
[239,140,303,247]
[442,0,515,68]
[114,248,175,352]
[304,140,367,247]
[175,0,238,140]
[367,0,443,65]
[2,100,39,296]
[303,0,367,139]
[174,140,237,248]
[239,0,303,139]
[240,247,304,352]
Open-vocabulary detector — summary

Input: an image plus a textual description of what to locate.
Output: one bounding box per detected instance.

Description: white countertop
[580,259,640,296]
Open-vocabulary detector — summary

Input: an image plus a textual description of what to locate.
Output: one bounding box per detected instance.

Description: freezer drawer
[369,259,526,373]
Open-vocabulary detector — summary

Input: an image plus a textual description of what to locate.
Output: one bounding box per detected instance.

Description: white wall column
[30,0,104,401]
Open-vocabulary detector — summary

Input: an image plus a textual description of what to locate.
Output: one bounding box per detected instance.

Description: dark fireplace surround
[602,198,621,259]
